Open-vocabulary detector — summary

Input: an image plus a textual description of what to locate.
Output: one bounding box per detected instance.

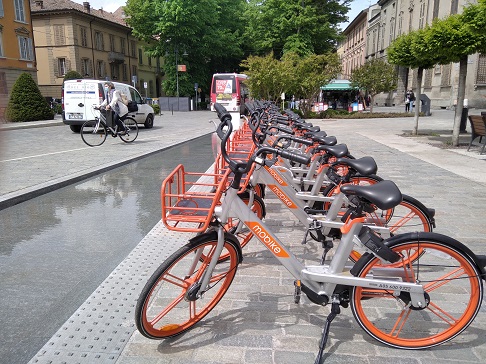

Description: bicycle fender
[350,231,486,279]
[189,230,243,264]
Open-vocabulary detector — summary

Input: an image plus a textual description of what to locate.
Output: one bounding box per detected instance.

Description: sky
[71,0,374,29]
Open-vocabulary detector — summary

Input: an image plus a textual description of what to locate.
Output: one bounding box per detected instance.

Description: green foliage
[350,58,397,113]
[5,73,54,122]
[241,52,340,117]
[63,70,83,81]
[53,103,63,114]
[243,0,350,57]
[125,0,247,96]
[152,103,160,114]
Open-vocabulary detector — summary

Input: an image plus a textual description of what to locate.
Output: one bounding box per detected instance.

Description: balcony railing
[108,51,125,64]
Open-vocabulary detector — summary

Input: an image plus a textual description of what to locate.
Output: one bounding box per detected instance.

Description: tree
[290,53,341,117]
[349,58,397,113]
[241,52,340,117]
[240,52,285,101]
[5,73,54,122]
[388,28,437,135]
[63,70,82,81]
[427,4,486,146]
[244,0,350,57]
[124,0,247,97]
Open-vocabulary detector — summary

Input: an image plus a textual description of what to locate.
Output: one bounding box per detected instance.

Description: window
[81,58,91,77]
[54,25,65,46]
[131,65,137,79]
[95,31,104,51]
[138,48,143,64]
[451,0,459,15]
[97,60,106,78]
[109,34,116,52]
[80,26,88,47]
[120,37,125,54]
[476,54,486,85]
[18,36,33,60]
[424,69,432,88]
[419,1,426,29]
[58,58,67,75]
[130,41,136,57]
[0,29,4,57]
[441,64,451,86]
[122,63,128,81]
[0,0,4,17]
[148,56,152,67]
[0,72,7,94]
[14,0,25,22]
[110,63,119,80]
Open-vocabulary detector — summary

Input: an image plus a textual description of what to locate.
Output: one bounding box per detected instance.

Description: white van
[62,79,155,132]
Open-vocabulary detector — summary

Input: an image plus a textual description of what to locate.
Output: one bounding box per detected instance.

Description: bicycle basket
[161,164,231,233]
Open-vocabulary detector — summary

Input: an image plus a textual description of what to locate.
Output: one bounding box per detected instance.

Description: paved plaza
[1,108,486,363]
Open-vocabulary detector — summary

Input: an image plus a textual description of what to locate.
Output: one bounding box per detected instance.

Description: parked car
[62,79,155,132]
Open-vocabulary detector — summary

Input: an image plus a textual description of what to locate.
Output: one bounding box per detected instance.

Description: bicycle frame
[197,177,427,308]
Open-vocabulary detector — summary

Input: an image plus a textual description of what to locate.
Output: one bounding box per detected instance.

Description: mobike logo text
[267,184,298,209]
[246,222,289,258]
[264,166,287,186]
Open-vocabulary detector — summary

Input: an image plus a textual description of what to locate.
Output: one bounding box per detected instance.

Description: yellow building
[0,0,37,120]
[30,0,143,99]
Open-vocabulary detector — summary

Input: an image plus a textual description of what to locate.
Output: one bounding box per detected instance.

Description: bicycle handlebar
[213,103,311,181]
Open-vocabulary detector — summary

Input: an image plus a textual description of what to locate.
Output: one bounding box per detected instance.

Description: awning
[321,80,355,91]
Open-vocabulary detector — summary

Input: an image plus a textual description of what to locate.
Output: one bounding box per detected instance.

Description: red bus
[210,73,249,113]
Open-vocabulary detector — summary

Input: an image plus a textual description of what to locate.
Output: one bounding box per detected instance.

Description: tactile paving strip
[28,222,194,364]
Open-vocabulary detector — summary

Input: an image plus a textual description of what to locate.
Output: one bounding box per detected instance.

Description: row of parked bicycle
[134,101,486,363]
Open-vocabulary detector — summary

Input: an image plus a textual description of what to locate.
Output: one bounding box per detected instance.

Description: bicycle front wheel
[351,232,483,349]
[119,117,138,143]
[135,231,241,339]
[80,120,107,147]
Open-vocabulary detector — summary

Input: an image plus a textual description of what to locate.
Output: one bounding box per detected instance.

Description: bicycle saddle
[316,143,349,158]
[312,135,337,146]
[340,180,402,210]
[303,130,326,139]
[334,156,378,176]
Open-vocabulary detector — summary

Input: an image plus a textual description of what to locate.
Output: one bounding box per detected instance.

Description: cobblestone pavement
[3,108,486,364]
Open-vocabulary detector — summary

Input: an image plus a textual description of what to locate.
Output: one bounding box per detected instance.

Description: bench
[467,115,486,155]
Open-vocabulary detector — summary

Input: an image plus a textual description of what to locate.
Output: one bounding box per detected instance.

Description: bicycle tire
[119,117,139,143]
[350,232,483,349]
[135,231,242,339]
[80,119,107,147]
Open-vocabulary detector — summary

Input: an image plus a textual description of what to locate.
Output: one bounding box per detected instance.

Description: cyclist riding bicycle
[99,82,128,135]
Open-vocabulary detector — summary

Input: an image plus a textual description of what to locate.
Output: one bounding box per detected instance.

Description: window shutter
[53,58,59,77]
[66,59,71,72]
[88,59,93,77]
[54,25,65,46]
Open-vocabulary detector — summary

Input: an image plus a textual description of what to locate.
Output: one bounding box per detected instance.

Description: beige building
[30,0,160,100]
[342,0,486,109]
[340,9,369,80]
[0,0,37,119]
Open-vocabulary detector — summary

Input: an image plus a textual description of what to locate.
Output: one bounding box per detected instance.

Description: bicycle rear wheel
[80,120,107,147]
[119,117,139,143]
[135,231,241,339]
[351,232,483,349]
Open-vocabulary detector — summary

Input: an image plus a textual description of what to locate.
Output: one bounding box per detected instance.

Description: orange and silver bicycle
[135,104,486,363]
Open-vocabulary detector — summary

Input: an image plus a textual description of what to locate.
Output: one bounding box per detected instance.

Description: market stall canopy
[321,80,356,91]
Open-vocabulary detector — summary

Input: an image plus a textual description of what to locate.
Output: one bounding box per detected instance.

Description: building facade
[340,9,369,80]
[30,0,160,100]
[0,0,37,119]
[343,0,486,109]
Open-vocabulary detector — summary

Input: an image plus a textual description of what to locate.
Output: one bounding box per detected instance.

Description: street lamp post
[175,46,188,99]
